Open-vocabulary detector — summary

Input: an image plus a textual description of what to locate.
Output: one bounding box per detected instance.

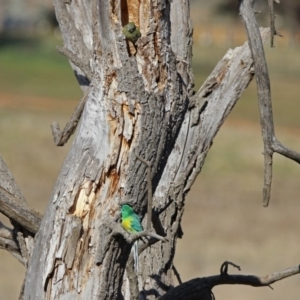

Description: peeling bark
[12,1,280,300]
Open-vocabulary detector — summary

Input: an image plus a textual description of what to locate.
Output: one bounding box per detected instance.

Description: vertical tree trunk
[21,1,269,299]
[24,1,194,299]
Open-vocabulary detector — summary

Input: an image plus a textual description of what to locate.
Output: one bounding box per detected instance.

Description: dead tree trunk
[0,0,299,299]
[24,1,196,298]
[22,0,256,296]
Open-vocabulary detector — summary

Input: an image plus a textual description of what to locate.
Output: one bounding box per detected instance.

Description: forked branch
[239,0,300,206]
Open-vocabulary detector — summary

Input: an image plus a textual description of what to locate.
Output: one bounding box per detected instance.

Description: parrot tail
[133,240,139,274]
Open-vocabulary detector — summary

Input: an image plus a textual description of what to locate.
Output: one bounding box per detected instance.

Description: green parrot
[121,204,143,272]
[122,22,141,43]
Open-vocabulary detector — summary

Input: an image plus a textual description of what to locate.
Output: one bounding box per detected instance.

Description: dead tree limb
[267,0,282,47]
[0,187,41,234]
[209,262,300,289]
[268,0,276,47]
[0,221,24,265]
[0,155,26,204]
[239,0,300,206]
[153,27,271,211]
[57,46,93,81]
[160,262,300,300]
[53,0,92,85]
[51,90,90,146]
[0,155,41,233]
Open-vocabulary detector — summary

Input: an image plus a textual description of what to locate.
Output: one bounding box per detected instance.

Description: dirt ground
[0,94,300,299]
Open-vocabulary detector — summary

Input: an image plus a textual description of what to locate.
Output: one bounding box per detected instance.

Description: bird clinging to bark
[122,22,141,43]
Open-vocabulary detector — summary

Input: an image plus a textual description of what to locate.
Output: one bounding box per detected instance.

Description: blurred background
[0,0,300,299]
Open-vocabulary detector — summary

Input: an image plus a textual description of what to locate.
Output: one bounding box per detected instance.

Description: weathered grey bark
[24,1,195,298]
[20,1,270,299]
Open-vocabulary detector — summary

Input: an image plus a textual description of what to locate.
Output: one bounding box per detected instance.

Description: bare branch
[239,0,300,206]
[52,0,92,62]
[268,0,276,47]
[51,90,89,146]
[17,231,29,266]
[168,28,271,198]
[267,0,282,47]
[160,263,300,300]
[92,0,101,53]
[123,229,167,243]
[0,155,26,203]
[57,46,93,81]
[239,0,275,207]
[272,138,300,164]
[0,187,41,234]
[220,261,241,275]
[0,221,24,265]
[209,263,300,288]
[106,217,167,244]
[172,265,183,285]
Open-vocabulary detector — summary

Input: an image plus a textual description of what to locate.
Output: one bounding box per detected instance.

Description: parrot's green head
[122,22,141,43]
[121,204,134,219]
[126,22,137,34]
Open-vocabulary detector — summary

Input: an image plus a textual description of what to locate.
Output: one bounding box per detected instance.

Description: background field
[1,3,300,299]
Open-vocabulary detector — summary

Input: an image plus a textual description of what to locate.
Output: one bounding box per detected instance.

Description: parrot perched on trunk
[122,22,141,43]
[121,204,143,273]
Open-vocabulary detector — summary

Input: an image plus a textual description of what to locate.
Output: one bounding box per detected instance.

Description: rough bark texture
[21,1,267,299]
